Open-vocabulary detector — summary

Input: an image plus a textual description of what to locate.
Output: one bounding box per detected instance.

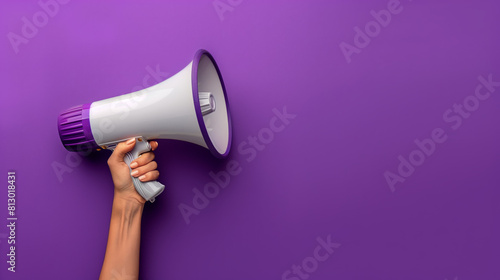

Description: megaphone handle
[123,137,165,203]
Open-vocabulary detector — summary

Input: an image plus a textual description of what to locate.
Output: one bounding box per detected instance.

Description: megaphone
[57,49,232,202]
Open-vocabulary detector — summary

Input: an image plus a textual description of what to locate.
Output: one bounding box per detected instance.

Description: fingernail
[131,170,139,176]
[126,138,135,145]
[130,162,138,168]
[139,175,146,181]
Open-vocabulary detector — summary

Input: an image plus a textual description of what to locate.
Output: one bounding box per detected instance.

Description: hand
[107,138,160,205]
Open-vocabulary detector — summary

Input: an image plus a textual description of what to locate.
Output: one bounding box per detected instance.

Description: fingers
[150,140,158,151]
[129,140,157,167]
[137,170,160,182]
[130,161,158,181]
[108,138,136,164]
[130,152,155,168]
[130,140,159,182]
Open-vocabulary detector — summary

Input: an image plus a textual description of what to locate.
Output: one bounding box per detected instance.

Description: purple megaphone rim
[191,49,232,158]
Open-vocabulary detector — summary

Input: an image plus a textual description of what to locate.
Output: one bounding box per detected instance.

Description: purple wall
[1,1,499,279]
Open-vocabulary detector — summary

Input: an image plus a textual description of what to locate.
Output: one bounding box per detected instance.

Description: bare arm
[99,138,159,280]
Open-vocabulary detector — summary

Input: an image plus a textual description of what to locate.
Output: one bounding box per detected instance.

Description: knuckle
[140,152,153,163]
[136,157,145,165]
[115,143,124,151]
[149,171,159,180]
[146,152,155,161]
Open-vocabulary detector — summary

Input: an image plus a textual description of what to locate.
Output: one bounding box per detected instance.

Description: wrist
[113,191,146,208]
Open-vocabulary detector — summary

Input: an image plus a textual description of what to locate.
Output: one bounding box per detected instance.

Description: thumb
[109,138,136,163]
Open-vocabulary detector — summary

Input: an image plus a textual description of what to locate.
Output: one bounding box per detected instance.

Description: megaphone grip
[123,138,165,203]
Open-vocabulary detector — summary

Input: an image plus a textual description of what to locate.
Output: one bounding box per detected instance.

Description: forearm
[100,194,144,280]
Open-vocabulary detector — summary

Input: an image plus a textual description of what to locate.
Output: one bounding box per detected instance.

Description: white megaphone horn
[57,49,232,202]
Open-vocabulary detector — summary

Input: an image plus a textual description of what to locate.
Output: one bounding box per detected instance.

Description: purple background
[1,1,499,279]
